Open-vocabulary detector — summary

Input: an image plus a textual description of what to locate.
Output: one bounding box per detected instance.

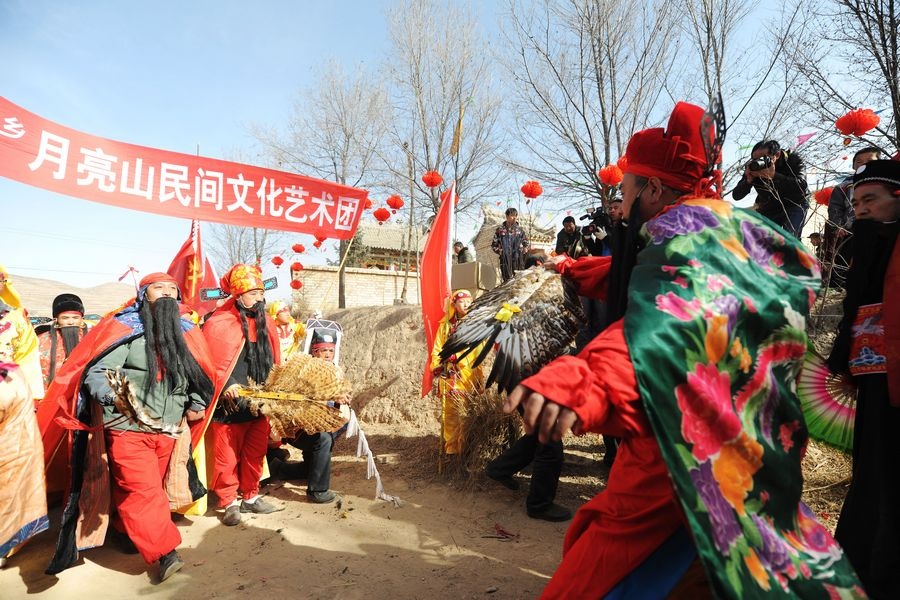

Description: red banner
[167,220,219,316]
[420,182,456,397]
[0,97,367,239]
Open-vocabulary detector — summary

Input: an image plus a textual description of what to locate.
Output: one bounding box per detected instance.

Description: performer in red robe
[37,272,220,582]
[203,264,283,526]
[507,102,863,598]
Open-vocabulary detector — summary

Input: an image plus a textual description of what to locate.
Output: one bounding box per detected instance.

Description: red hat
[622,102,715,194]
[451,290,472,302]
[139,272,178,288]
[220,264,265,296]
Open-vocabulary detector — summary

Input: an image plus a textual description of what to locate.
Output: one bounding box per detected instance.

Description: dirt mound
[329,305,441,432]
[9,272,134,316]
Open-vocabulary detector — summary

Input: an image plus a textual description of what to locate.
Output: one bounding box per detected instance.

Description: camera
[746,155,773,171]
[579,206,612,237]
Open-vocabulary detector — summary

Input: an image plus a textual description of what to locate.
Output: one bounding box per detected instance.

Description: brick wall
[293,265,421,311]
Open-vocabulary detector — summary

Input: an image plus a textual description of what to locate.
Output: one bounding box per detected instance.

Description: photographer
[731,140,809,237]
[555,216,585,257]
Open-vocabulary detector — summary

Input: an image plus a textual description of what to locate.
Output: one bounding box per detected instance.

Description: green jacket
[83,336,206,432]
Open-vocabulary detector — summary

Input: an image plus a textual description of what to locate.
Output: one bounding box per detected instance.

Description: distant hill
[10,273,135,317]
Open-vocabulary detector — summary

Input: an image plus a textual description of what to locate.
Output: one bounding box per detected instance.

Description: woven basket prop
[239,353,352,439]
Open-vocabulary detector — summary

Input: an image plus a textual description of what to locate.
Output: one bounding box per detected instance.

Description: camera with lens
[579,206,612,237]
[746,155,773,171]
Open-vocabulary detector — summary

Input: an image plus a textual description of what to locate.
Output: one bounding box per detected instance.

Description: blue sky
[0,0,392,288]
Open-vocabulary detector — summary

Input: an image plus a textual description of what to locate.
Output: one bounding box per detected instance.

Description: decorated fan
[796,349,857,452]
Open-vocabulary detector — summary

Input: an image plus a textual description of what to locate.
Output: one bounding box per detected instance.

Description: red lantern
[616,156,628,170]
[813,187,833,206]
[291,262,303,272]
[836,108,880,137]
[386,194,404,213]
[364,197,373,210]
[271,256,284,267]
[290,279,303,290]
[422,170,443,187]
[520,180,543,199]
[313,240,323,249]
[373,207,391,225]
[598,164,623,186]
[291,243,305,254]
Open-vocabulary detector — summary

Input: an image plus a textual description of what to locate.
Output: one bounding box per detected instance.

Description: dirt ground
[1,305,852,598]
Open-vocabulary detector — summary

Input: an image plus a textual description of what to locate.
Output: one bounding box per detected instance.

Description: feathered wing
[440,268,585,393]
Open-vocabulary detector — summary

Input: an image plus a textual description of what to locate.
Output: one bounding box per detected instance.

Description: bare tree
[786,0,899,156]
[206,224,286,275]
[252,61,392,308]
[501,0,681,208]
[384,0,508,220]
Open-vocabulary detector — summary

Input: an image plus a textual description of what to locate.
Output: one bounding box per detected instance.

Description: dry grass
[801,439,852,532]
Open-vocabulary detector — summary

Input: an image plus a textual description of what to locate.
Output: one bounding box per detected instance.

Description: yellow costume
[0,304,44,401]
[268,300,305,360]
[430,290,484,455]
[0,264,23,310]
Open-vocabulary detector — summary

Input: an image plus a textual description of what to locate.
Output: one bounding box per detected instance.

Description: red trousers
[210,417,269,507]
[105,431,180,564]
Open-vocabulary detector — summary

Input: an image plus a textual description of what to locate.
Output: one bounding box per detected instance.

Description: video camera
[746,155,773,171]
[579,206,612,237]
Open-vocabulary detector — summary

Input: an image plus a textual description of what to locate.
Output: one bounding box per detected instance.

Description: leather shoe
[307,490,336,504]
[241,497,283,514]
[485,471,520,491]
[222,505,242,526]
[158,550,184,582]
[527,503,572,522]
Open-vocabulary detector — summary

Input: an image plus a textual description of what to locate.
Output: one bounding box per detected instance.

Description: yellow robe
[430,304,485,455]
[0,307,44,401]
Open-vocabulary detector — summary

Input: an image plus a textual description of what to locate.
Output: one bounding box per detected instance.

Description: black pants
[486,433,563,512]
[835,376,900,599]
[287,432,334,493]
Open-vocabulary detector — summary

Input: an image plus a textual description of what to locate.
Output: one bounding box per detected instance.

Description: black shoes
[527,503,572,522]
[485,471,520,491]
[157,550,184,582]
[307,490,336,504]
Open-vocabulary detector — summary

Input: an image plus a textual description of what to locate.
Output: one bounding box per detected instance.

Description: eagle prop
[439,267,585,393]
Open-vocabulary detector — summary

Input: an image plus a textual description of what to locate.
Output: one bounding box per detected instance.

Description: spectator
[453,241,473,264]
[555,216,583,257]
[731,140,809,236]
[491,208,530,282]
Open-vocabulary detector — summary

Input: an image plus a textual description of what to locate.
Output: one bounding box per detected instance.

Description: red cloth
[201,297,281,385]
[106,431,181,564]
[209,419,270,506]
[553,255,612,301]
[521,321,683,599]
[37,314,220,472]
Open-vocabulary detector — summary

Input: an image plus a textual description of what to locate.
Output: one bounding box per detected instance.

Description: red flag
[167,220,219,316]
[420,182,456,397]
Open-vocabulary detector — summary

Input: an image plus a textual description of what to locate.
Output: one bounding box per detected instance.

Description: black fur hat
[52,293,84,317]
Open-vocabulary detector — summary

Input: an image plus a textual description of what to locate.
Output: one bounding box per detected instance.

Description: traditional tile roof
[356,223,426,252]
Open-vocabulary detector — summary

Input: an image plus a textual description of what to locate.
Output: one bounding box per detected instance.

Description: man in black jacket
[554,216,583,257]
[731,140,809,237]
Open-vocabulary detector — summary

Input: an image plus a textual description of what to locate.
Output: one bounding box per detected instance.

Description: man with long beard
[40,272,218,583]
[203,264,283,526]
[508,102,865,597]
[36,293,90,387]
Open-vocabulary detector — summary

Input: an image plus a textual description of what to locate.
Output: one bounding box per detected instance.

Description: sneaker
[527,503,572,522]
[485,470,520,491]
[240,497,284,514]
[222,505,242,526]
[157,550,184,582]
[307,490,336,504]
